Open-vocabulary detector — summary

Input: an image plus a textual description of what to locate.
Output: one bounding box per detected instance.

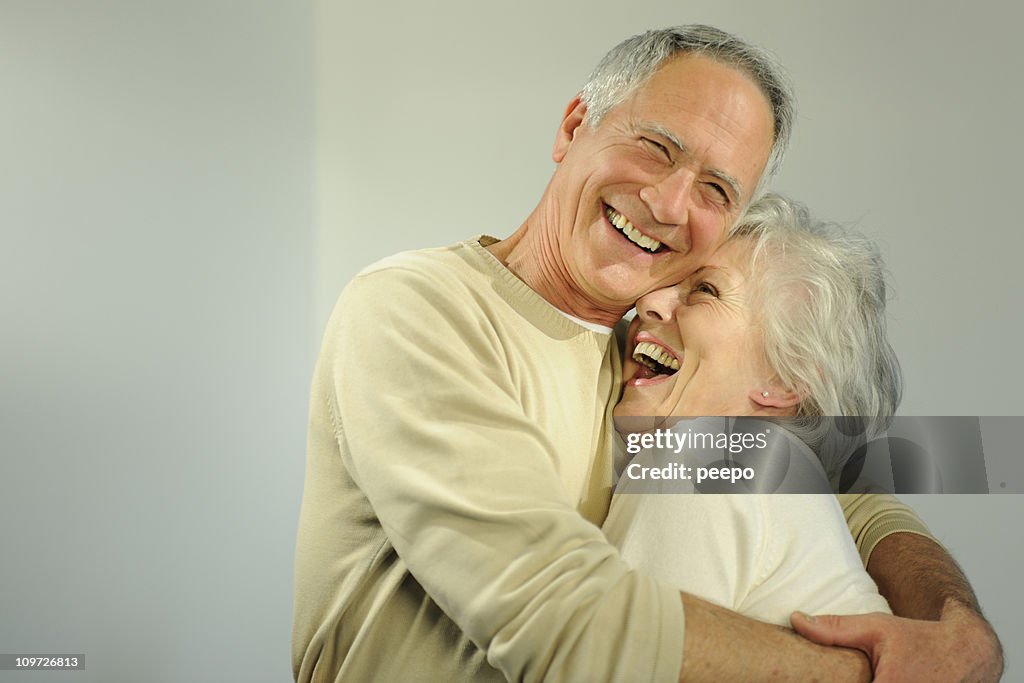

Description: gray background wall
[1,1,1021,681]
[1,1,313,681]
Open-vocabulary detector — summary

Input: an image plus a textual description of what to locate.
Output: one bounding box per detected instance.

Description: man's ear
[749,381,802,410]
[553,94,588,163]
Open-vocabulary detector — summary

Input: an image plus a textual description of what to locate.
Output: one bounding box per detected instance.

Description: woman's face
[615,238,797,418]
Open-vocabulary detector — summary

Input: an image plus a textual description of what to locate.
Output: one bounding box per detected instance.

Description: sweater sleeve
[329,266,684,683]
[838,493,935,567]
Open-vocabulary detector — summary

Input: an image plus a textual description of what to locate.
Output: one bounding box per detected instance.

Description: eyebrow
[691,264,726,278]
[689,263,736,287]
[638,122,745,203]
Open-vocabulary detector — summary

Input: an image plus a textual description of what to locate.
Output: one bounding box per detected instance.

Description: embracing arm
[679,594,871,682]
[869,531,981,620]
[871,533,1002,670]
[329,262,685,682]
[791,495,1004,682]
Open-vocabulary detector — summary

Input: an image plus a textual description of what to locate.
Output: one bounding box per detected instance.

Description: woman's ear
[552,95,588,163]
[749,380,801,410]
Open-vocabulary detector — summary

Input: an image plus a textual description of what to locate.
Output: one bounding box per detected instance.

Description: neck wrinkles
[500,209,630,328]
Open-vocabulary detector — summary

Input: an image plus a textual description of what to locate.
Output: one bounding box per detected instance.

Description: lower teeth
[637,356,675,375]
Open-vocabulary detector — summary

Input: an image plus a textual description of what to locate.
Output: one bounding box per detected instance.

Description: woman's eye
[694,282,719,297]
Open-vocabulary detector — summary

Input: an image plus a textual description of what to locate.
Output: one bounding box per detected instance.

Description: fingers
[790,611,881,652]
[791,611,1003,683]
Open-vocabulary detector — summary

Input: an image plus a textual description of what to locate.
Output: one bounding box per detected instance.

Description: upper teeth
[633,341,680,371]
[606,207,661,252]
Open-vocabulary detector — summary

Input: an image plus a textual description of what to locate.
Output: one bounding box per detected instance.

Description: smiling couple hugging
[292,25,1003,683]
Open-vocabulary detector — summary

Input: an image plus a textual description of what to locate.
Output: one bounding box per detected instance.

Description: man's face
[548,53,775,308]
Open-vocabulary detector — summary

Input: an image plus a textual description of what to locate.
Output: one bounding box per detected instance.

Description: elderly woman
[603,193,899,626]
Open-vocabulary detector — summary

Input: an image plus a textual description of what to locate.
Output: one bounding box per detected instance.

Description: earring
[762,391,769,398]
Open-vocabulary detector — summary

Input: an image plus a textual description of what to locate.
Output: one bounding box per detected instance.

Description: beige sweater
[292,237,931,682]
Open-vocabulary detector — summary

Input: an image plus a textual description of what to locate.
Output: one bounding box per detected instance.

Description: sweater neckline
[463,236,615,338]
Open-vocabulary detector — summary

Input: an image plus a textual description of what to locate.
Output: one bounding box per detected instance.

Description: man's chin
[612,391,652,419]
[587,287,653,318]
[580,263,666,310]
[612,412,667,437]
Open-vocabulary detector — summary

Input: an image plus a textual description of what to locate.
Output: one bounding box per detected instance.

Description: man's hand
[680,594,872,682]
[796,529,1005,681]
[791,599,1003,682]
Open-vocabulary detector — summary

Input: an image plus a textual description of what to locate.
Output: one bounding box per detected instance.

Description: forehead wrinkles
[631,89,759,152]
[698,240,754,281]
[653,54,775,134]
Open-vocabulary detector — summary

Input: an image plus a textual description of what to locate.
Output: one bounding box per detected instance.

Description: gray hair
[730,194,902,476]
[581,26,795,195]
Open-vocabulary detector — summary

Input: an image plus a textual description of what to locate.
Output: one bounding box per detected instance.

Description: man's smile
[603,203,666,254]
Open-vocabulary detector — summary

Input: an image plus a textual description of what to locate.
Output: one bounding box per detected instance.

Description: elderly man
[293,26,1001,682]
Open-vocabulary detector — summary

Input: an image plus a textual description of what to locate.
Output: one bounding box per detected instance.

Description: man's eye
[707,182,729,203]
[642,137,671,160]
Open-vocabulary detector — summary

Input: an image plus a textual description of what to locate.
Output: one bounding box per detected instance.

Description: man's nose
[636,284,685,323]
[639,167,696,226]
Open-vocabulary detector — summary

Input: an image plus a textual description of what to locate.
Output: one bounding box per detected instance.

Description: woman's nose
[636,285,684,323]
